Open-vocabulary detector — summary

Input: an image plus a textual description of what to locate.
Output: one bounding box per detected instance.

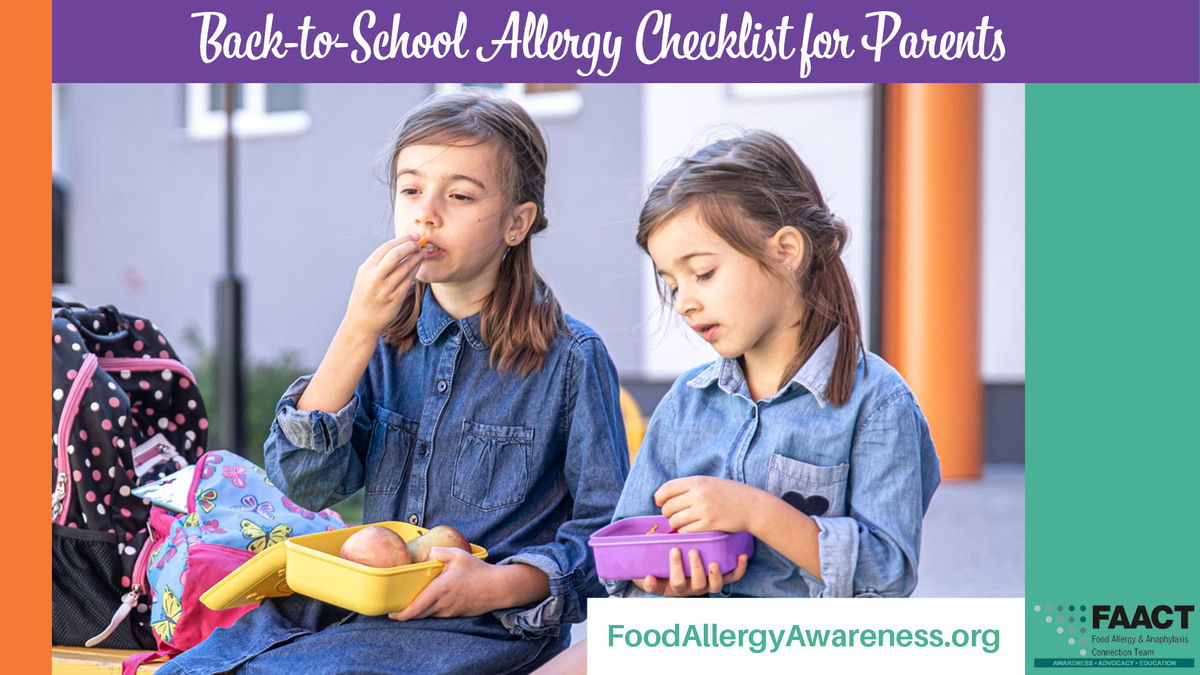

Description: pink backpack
[122,450,346,673]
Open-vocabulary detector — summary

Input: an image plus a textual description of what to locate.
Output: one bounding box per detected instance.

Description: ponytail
[787,222,864,406]
[479,241,566,376]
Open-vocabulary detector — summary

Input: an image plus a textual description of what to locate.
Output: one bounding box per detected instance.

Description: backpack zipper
[53,353,98,525]
[83,514,159,647]
[54,355,194,525]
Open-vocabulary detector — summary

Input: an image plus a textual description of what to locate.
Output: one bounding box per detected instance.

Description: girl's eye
[398,187,420,196]
[450,193,473,202]
[696,270,715,282]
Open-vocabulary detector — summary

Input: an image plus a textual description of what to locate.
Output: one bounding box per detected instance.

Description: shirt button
[437,380,447,393]
[408,514,419,525]
[418,443,427,457]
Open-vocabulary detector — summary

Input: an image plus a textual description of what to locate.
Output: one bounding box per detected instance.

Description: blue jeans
[158,595,568,675]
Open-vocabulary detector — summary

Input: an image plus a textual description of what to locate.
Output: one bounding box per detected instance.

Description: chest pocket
[366,405,419,495]
[452,420,533,511]
[765,454,849,518]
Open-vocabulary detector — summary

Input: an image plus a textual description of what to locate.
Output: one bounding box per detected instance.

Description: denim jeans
[157,594,568,675]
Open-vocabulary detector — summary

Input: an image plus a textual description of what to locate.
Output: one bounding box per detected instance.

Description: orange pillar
[882,84,982,479]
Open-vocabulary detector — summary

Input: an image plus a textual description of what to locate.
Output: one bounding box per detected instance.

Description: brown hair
[636,130,864,406]
[380,90,565,375]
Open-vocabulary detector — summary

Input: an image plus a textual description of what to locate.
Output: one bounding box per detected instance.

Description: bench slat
[51,646,164,674]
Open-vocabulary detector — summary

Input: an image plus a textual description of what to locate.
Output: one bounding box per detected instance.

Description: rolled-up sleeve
[492,336,630,637]
[601,388,680,598]
[263,374,372,512]
[811,392,939,597]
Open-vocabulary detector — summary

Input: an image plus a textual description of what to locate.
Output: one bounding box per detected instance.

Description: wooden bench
[50,646,164,674]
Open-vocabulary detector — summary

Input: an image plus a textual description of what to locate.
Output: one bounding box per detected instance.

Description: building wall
[639,83,875,380]
[55,82,1023,460]
[637,83,1024,385]
[56,83,646,373]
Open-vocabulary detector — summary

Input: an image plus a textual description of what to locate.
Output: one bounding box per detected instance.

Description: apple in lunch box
[407,525,471,563]
[338,526,413,568]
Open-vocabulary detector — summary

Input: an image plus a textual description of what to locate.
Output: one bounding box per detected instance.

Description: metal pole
[216,83,245,455]
[868,83,886,355]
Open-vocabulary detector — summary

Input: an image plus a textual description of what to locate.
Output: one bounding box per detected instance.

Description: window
[184,83,310,139]
[728,83,871,100]
[437,83,582,119]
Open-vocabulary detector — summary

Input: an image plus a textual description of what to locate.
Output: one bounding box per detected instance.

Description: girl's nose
[413,195,440,227]
[673,287,699,316]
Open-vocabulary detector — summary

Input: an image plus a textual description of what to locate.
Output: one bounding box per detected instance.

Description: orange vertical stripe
[883,84,983,479]
[5,0,50,667]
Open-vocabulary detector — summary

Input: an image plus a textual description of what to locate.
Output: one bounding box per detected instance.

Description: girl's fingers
[666,547,689,595]
[368,234,419,266]
[378,238,421,274]
[653,478,693,507]
[687,549,708,594]
[722,554,750,584]
[706,561,724,594]
[641,575,663,596]
[664,506,698,533]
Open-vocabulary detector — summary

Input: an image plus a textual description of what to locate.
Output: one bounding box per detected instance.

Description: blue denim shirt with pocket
[608,327,939,598]
[265,289,630,637]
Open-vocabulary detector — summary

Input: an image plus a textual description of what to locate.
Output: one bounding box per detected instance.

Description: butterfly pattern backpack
[52,300,207,648]
[122,450,346,673]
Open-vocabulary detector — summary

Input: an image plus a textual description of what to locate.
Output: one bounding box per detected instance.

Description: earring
[509,236,517,243]
[786,265,793,272]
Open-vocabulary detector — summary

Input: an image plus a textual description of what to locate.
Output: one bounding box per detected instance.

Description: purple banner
[53,1,1199,83]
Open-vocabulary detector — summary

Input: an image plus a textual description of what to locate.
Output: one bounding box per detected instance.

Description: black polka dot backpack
[52,299,207,649]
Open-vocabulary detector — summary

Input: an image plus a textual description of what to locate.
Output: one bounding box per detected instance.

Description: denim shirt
[264,289,630,637]
[609,328,940,598]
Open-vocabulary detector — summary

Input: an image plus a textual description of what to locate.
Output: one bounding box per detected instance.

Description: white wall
[638,83,1026,384]
[980,84,1025,382]
[639,83,875,380]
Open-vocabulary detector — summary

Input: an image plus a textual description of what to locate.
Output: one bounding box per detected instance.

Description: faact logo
[1093,605,1193,630]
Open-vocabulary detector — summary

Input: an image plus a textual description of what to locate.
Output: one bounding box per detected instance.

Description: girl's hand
[654,476,762,534]
[344,234,423,338]
[632,548,749,597]
[387,547,496,621]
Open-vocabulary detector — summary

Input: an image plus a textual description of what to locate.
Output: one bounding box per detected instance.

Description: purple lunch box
[588,515,754,580]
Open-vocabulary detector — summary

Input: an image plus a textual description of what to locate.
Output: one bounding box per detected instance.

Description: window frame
[184,83,310,140]
[436,83,583,119]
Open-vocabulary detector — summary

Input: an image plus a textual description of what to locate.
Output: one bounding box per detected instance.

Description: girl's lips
[694,324,719,342]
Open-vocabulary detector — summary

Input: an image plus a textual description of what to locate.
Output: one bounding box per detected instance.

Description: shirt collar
[685,326,843,407]
[415,286,488,351]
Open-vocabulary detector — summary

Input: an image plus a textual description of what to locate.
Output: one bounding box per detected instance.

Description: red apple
[338,525,412,568]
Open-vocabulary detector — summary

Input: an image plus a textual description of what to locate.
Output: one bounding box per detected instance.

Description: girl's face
[647,207,803,367]
[393,142,528,292]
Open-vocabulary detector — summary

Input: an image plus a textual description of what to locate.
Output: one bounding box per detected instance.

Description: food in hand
[338,526,412,568]
[407,524,471,563]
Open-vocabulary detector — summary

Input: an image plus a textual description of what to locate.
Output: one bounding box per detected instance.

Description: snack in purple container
[588,515,753,580]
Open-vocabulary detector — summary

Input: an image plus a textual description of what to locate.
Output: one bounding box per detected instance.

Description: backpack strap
[52,352,99,525]
[121,648,175,675]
